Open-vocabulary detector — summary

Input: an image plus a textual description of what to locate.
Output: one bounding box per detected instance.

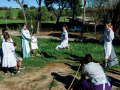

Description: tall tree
[69,0,82,25]
[8,0,27,25]
[82,0,87,35]
[36,0,42,33]
[44,0,70,24]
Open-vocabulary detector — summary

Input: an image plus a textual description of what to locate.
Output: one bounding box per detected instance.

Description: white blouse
[81,62,109,85]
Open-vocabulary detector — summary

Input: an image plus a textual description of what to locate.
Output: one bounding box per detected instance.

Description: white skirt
[56,40,68,50]
[31,42,38,49]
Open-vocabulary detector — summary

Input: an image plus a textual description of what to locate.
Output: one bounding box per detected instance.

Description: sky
[0,0,84,9]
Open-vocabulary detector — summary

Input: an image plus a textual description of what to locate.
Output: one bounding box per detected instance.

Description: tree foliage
[5,8,13,19]
[30,6,36,10]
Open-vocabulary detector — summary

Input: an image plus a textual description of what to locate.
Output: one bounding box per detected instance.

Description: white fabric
[1,35,13,43]
[56,30,68,50]
[23,30,31,40]
[22,30,31,54]
[100,29,114,59]
[2,42,16,67]
[31,36,38,49]
[25,40,30,54]
[81,62,108,85]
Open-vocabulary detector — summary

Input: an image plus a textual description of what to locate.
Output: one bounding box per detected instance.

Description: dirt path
[0,63,119,90]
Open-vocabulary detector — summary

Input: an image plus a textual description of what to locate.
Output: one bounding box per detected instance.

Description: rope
[90,44,99,54]
[68,64,81,90]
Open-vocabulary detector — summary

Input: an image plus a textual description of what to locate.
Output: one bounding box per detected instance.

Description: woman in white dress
[21,25,31,58]
[99,22,118,67]
[31,31,38,54]
[56,25,70,51]
[2,34,16,75]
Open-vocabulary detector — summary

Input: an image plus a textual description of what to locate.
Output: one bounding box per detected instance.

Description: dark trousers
[4,67,14,73]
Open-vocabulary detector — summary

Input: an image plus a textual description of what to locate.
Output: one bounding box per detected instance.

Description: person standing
[99,22,118,67]
[31,31,38,54]
[21,24,31,58]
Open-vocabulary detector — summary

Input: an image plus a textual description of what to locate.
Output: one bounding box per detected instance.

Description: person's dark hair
[32,31,36,34]
[4,32,10,41]
[63,24,68,31]
[21,24,26,27]
[13,42,17,47]
[2,28,7,35]
[84,54,93,63]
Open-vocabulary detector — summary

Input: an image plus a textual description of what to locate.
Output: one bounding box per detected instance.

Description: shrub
[18,10,24,19]
[50,15,57,21]
[5,9,13,19]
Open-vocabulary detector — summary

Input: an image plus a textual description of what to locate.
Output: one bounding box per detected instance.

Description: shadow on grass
[108,76,120,87]
[15,50,23,57]
[64,63,80,71]
[104,68,120,75]
[51,72,78,89]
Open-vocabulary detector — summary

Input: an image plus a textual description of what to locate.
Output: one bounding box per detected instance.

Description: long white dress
[56,30,68,50]
[1,35,13,43]
[2,42,16,67]
[22,30,31,54]
[100,29,114,59]
[100,29,118,66]
[31,36,38,49]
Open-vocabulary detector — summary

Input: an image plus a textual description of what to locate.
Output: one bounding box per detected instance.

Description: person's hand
[35,41,37,43]
[105,33,107,36]
[16,57,19,59]
[32,38,34,40]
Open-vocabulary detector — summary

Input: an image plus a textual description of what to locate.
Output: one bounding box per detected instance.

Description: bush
[18,10,24,19]
[30,6,36,10]
[0,16,4,19]
[69,12,76,17]
[50,15,57,21]
[5,9,13,19]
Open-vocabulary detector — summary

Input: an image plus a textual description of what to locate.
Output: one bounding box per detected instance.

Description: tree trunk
[22,6,27,25]
[56,16,60,25]
[72,0,76,26]
[82,0,86,35]
[37,0,41,33]
[111,2,120,28]
[94,23,97,36]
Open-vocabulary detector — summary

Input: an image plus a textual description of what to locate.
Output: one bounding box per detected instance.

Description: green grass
[59,16,69,22]
[0,19,24,24]
[0,36,120,79]
[0,9,20,17]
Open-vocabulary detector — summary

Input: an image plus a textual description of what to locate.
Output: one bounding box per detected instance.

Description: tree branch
[36,0,39,5]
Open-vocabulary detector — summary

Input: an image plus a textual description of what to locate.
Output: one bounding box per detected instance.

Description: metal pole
[31,16,33,33]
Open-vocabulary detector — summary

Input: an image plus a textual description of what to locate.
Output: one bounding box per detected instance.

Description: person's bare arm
[65,38,67,41]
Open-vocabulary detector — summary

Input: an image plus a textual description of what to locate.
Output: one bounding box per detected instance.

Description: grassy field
[0,19,24,24]
[0,36,120,89]
[0,9,20,17]
[1,36,119,70]
[0,16,68,24]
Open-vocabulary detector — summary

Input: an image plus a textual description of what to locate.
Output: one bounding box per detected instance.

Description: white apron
[2,42,16,67]
[31,36,38,49]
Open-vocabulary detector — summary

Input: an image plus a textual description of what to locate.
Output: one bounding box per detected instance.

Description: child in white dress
[31,31,38,54]
[2,34,16,75]
[56,25,70,51]
[1,28,13,43]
